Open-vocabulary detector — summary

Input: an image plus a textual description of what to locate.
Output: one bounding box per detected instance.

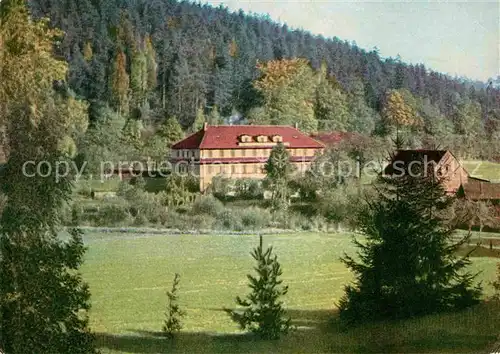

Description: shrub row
[64,188,337,231]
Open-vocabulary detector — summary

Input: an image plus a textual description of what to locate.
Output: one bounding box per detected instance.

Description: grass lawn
[462,160,500,182]
[79,231,500,353]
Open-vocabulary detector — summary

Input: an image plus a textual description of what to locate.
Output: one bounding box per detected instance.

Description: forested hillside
[28,0,500,163]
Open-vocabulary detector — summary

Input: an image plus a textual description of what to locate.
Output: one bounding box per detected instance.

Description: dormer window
[239,134,252,143]
[271,135,283,143]
[256,135,268,143]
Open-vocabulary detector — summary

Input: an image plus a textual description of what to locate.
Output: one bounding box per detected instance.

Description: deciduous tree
[253,58,317,132]
[0,1,97,352]
[110,49,130,115]
[264,142,295,210]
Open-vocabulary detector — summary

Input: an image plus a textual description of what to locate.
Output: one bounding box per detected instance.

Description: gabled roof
[171,130,205,150]
[171,125,325,150]
[384,150,449,175]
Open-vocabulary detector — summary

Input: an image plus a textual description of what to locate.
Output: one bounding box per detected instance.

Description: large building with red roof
[170,123,325,191]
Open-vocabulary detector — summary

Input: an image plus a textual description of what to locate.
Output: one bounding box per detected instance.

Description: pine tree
[264,143,295,211]
[130,47,148,108]
[228,235,292,340]
[0,1,96,352]
[338,157,482,325]
[162,273,185,338]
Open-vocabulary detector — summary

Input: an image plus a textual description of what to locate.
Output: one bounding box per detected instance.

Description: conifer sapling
[163,273,185,338]
[228,234,292,340]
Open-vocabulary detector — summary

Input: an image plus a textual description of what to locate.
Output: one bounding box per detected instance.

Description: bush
[216,210,244,231]
[130,175,146,190]
[209,175,232,200]
[234,179,264,200]
[95,203,130,226]
[133,213,149,226]
[192,195,225,217]
[75,179,92,197]
[161,210,215,230]
[116,180,139,201]
[239,207,270,230]
[133,192,165,224]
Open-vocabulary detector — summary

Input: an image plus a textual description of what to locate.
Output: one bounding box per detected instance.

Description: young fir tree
[228,235,292,340]
[0,1,97,352]
[338,157,482,325]
[264,142,295,211]
[163,273,185,338]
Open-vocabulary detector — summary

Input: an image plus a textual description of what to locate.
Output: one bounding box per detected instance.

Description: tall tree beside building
[314,62,350,131]
[158,116,184,147]
[381,89,422,147]
[338,159,482,326]
[264,142,295,210]
[0,1,96,352]
[253,58,317,132]
[191,106,206,132]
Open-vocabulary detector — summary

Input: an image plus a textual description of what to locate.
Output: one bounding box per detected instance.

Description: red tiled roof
[171,130,205,150]
[171,125,324,150]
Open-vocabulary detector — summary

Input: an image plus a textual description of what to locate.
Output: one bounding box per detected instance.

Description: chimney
[203,122,208,131]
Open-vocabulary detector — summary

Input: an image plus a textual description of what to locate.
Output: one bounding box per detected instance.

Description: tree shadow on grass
[95,305,500,353]
[96,308,336,353]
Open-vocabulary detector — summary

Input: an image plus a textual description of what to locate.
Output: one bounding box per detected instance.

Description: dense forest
[27,0,500,163]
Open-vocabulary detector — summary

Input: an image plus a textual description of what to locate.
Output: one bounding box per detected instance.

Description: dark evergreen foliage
[162,273,185,339]
[26,0,500,132]
[338,159,482,325]
[227,234,292,340]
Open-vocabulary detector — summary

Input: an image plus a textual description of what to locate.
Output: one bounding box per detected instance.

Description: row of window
[206,164,263,174]
[240,134,283,143]
[174,148,314,159]
[175,150,196,158]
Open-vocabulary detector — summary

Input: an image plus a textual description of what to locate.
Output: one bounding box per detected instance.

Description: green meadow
[79,231,500,353]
